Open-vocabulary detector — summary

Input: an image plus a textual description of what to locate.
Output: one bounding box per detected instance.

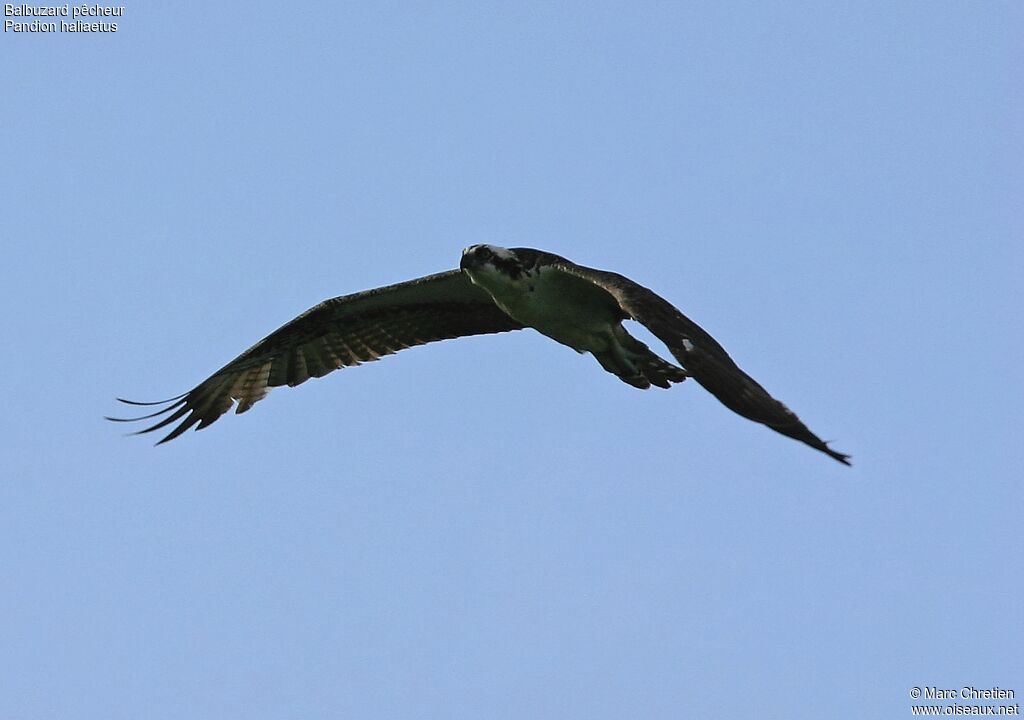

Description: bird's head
[460,244,526,281]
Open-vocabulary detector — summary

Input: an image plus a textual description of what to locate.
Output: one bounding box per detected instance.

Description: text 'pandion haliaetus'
[109,246,850,464]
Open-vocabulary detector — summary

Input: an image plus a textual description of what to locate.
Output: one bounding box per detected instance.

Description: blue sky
[2,2,1021,718]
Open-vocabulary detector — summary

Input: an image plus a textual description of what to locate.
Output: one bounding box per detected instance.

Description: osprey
[109,245,851,465]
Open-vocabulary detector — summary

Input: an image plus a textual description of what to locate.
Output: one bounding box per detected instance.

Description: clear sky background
[2,3,1021,718]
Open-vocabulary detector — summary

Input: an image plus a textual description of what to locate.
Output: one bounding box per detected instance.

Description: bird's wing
[108,269,523,444]
[549,260,851,465]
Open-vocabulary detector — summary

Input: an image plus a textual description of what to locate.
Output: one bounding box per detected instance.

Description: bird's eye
[478,247,492,259]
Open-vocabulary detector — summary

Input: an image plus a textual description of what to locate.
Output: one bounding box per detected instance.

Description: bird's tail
[594,332,688,390]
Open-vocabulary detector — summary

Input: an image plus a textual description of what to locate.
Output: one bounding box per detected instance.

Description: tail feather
[594,333,687,390]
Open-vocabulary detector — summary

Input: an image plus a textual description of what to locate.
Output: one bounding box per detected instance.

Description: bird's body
[461,247,611,347]
[460,247,687,390]
[110,245,850,465]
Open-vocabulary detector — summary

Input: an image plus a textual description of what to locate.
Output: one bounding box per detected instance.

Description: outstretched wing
[108,269,523,444]
[548,259,851,465]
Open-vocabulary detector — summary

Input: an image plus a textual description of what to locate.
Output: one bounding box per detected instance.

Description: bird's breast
[491,271,616,353]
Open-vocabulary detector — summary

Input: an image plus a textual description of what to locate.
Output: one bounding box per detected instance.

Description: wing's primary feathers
[547,259,851,465]
[108,270,523,444]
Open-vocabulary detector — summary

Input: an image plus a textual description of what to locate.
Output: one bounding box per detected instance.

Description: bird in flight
[109,245,850,464]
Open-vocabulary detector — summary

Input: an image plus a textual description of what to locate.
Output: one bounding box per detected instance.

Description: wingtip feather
[826,446,853,466]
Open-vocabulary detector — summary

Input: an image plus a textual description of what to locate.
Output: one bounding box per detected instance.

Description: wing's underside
[108,270,524,444]
[547,259,851,465]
